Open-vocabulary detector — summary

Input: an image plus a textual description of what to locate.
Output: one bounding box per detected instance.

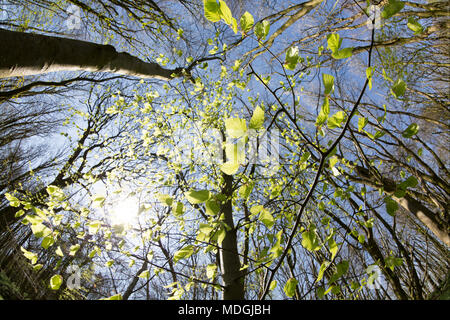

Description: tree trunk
[0,28,182,80]
[219,173,244,300]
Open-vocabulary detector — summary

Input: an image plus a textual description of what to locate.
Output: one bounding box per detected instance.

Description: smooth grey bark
[219,173,245,300]
[0,28,183,80]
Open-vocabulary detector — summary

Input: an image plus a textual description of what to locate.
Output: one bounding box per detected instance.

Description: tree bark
[0,28,183,80]
[219,173,244,300]
[350,166,450,247]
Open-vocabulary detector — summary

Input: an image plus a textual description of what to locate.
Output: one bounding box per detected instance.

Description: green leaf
[381,0,405,19]
[206,264,217,279]
[399,176,418,189]
[366,66,374,85]
[205,199,220,216]
[105,260,114,267]
[331,47,353,59]
[249,106,265,130]
[101,294,123,300]
[259,208,274,229]
[407,17,423,34]
[301,230,320,251]
[21,247,37,264]
[218,0,232,25]
[327,111,346,129]
[328,239,339,260]
[231,17,238,34]
[157,194,174,206]
[316,261,330,283]
[220,161,240,175]
[327,33,342,53]
[55,246,64,257]
[31,223,52,238]
[216,227,226,246]
[172,201,184,217]
[358,117,368,132]
[138,270,150,279]
[269,280,277,291]
[329,260,349,284]
[185,190,211,204]
[284,278,298,298]
[329,156,339,169]
[322,74,335,95]
[285,46,300,70]
[402,123,419,138]
[225,118,247,138]
[238,182,254,200]
[316,97,330,127]
[69,244,80,256]
[391,79,406,99]
[254,20,270,40]
[88,221,102,235]
[203,0,221,22]
[385,197,398,216]
[385,256,403,271]
[41,236,54,249]
[240,11,254,33]
[50,275,63,290]
[5,193,20,207]
[92,195,106,208]
[46,185,65,200]
[174,245,195,263]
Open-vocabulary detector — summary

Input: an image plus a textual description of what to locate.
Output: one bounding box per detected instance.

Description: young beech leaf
[332,47,353,60]
[301,230,320,251]
[358,117,368,132]
[259,208,274,229]
[174,245,195,263]
[240,11,254,33]
[407,17,423,34]
[381,0,405,19]
[322,74,335,95]
[402,123,419,138]
[327,111,345,129]
[220,161,240,175]
[101,294,123,300]
[185,190,211,204]
[249,106,265,130]
[285,46,300,70]
[254,20,270,40]
[327,33,342,53]
[50,275,63,290]
[138,270,150,279]
[284,278,299,298]
[205,199,220,216]
[391,79,406,99]
[225,118,247,138]
[385,197,398,216]
[218,0,232,25]
[203,0,221,22]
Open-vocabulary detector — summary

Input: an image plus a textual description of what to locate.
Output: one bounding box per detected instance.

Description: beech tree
[0,0,448,301]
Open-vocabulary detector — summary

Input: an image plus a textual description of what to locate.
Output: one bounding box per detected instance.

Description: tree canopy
[0,0,448,301]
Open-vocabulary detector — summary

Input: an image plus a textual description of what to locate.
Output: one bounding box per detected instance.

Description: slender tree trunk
[219,173,244,300]
[0,28,182,80]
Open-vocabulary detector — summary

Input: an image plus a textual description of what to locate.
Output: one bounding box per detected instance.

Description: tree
[0,0,448,301]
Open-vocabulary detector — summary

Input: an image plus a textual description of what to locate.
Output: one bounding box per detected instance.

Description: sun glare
[109,197,140,226]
